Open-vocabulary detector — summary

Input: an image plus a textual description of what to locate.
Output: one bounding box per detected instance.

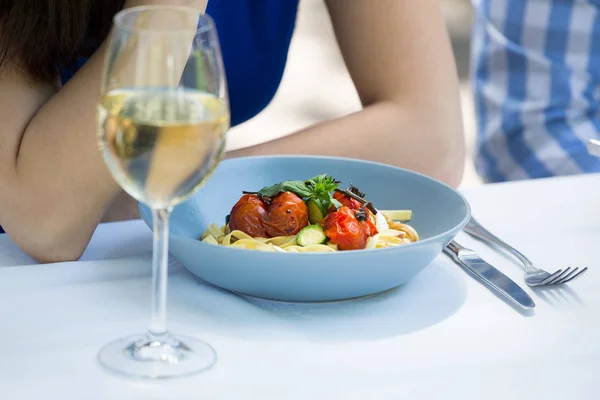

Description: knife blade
[444,240,535,309]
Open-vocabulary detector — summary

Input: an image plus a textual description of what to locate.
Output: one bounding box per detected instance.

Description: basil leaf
[309,174,327,185]
[257,180,312,198]
[306,174,339,194]
[300,174,342,211]
[253,175,342,215]
[284,181,313,197]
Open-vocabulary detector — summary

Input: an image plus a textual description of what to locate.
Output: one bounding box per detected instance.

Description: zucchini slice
[306,198,327,224]
[297,224,327,246]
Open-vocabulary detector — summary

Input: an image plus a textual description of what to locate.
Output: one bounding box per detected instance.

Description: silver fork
[463,217,587,287]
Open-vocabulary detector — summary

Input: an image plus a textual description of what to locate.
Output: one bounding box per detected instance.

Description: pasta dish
[200,174,419,252]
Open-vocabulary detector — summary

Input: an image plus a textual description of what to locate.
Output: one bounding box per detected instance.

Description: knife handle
[445,240,482,276]
[444,240,465,261]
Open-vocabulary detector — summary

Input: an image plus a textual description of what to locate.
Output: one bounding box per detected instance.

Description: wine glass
[96,5,228,379]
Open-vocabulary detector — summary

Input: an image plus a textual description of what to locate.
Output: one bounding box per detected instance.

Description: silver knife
[444,240,535,309]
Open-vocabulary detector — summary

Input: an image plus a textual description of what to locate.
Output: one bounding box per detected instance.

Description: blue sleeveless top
[0,0,298,234]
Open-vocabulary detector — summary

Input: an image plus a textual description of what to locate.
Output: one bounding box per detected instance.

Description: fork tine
[534,270,562,285]
[557,267,588,285]
[552,267,579,285]
[536,269,565,285]
[543,268,572,285]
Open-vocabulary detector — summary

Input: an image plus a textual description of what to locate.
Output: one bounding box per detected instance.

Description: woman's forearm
[1,0,210,262]
[2,42,121,262]
[228,0,466,188]
[237,0,467,189]
[227,101,465,188]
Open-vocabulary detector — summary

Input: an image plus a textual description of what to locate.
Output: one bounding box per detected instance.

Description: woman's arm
[227,0,465,187]
[0,0,208,262]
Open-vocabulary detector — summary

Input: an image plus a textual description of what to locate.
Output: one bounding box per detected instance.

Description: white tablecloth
[1,174,599,399]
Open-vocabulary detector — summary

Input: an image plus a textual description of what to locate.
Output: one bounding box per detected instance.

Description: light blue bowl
[139,156,470,302]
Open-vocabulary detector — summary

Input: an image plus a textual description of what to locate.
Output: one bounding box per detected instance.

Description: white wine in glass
[96,6,229,379]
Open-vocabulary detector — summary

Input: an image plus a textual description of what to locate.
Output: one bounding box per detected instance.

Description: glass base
[98,333,216,379]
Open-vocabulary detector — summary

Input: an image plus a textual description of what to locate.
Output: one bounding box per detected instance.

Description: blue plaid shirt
[471,0,600,182]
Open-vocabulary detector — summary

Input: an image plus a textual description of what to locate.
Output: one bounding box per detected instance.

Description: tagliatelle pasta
[199,175,419,253]
[201,210,418,252]
[201,224,336,252]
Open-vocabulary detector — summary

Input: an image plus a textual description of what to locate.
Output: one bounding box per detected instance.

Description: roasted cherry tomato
[333,192,362,210]
[321,206,368,250]
[357,209,379,237]
[228,194,268,237]
[263,191,309,237]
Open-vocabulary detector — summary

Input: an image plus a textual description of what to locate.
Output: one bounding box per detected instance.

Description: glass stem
[149,207,171,338]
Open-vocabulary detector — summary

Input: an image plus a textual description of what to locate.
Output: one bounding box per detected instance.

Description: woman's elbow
[423,108,466,188]
[3,219,91,263]
[429,132,465,189]
[436,150,465,189]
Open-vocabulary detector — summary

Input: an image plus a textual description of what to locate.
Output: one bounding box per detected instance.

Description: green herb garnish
[255,180,313,198]
[246,174,343,211]
[305,174,342,210]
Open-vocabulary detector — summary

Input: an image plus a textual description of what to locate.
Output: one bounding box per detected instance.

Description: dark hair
[0,0,125,82]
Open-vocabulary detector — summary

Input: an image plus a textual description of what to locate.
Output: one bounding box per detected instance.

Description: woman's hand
[228,0,465,188]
